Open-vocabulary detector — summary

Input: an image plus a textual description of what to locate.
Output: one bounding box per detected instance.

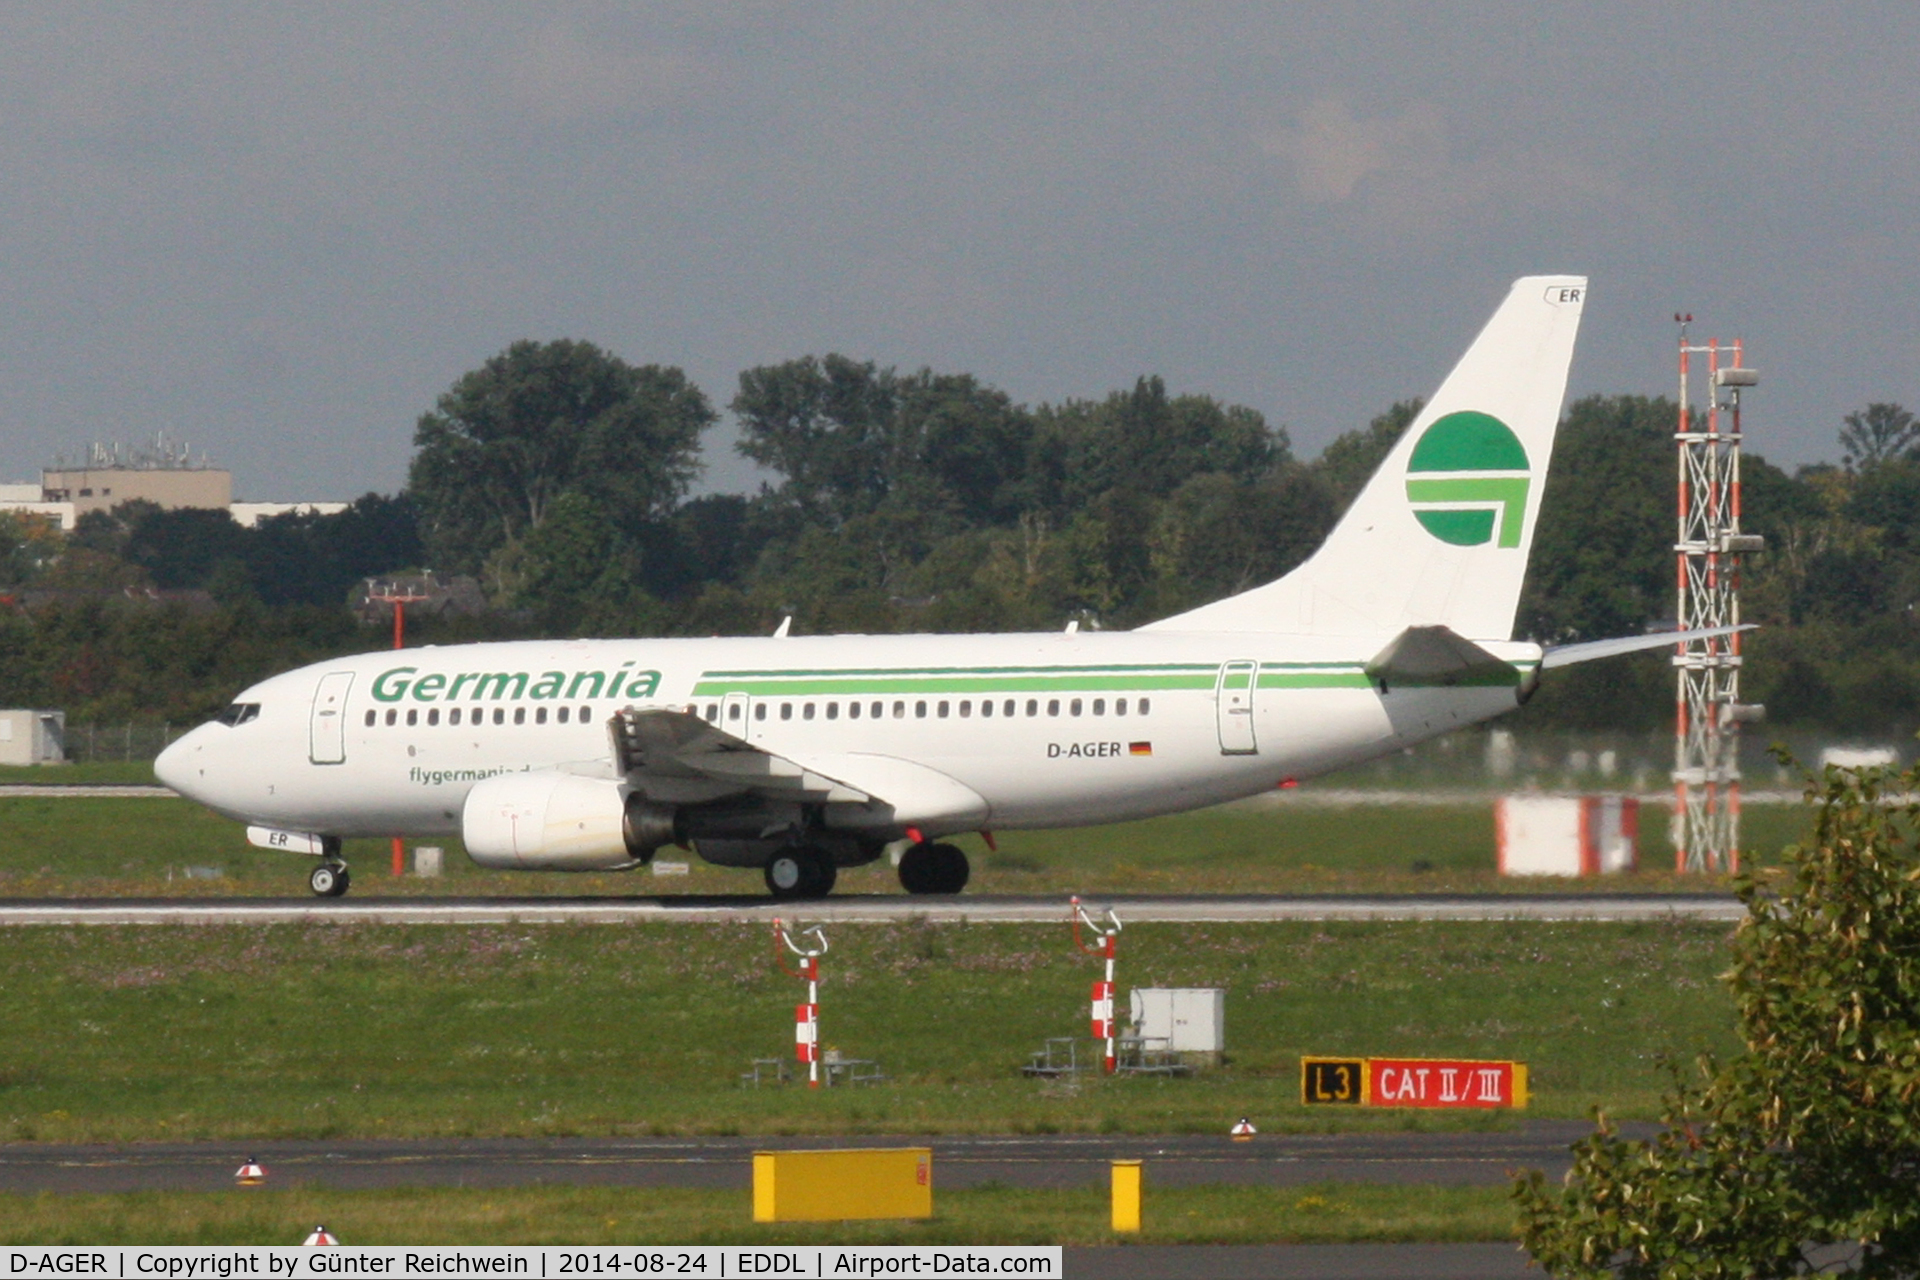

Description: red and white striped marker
[1090,981,1114,1040]
[775,919,830,1088]
[1071,898,1123,1074]
[1230,1117,1257,1141]
[795,1003,819,1066]
[302,1226,338,1246]
[234,1159,266,1186]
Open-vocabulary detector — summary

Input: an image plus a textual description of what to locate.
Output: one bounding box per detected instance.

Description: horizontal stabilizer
[1540,625,1756,670]
[1365,625,1521,692]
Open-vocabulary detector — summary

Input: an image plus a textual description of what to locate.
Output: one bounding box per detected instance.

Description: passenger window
[578,705,590,721]
[514,707,526,725]
[406,709,418,726]
[847,702,860,719]
[915,701,927,718]
[556,707,568,724]
[981,700,993,718]
[1069,699,1082,717]
[781,703,793,721]
[754,704,766,721]
[428,709,440,726]
[493,708,504,725]
[385,709,397,726]
[1139,698,1151,715]
[872,701,883,719]
[704,705,719,723]
[1092,699,1105,715]
[1005,699,1017,717]
[1047,699,1060,716]
[535,707,547,725]
[937,701,949,718]
[364,710,376,727]
[827,702,839,720]
[728,702,741,721]
[1026,699,1038,717]
[893,701,906,718]
[1116,699,1127,716]
[959,700,971,717]
[451,708,462,726]
[804,704,815,721]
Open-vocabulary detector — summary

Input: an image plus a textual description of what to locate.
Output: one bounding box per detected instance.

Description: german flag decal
[1129,742,1153,756]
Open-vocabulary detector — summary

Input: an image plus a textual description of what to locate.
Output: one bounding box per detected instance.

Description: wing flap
[609,707,871,803]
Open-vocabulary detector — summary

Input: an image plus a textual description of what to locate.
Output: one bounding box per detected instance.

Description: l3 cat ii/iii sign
[1301,1057,1528,1108]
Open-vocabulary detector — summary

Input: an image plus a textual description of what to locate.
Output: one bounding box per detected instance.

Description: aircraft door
[722,692,754,740]
[309,671,355,765]
[1214,660,1259,755]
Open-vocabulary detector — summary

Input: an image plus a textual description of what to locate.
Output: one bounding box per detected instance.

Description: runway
[0,1129,1611,1277]
[0,1124,1625,1193]
[0,892,1744,925]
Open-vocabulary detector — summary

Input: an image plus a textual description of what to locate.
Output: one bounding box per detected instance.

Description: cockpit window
[215,703,261,726]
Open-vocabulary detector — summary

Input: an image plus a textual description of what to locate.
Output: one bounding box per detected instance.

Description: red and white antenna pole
[365,578,432,877]
[1071,896,1123,1074]
[774,918,829,1088]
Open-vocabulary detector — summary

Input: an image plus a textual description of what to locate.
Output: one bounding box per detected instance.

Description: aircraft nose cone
[153,732,200,797]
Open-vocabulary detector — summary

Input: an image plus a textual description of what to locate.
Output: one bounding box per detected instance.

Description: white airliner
[155,275,1713,899]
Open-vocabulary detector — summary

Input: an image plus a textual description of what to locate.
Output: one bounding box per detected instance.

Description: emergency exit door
[722,692,754,740]
[1215,660,1259,755]
[309,671,355,765]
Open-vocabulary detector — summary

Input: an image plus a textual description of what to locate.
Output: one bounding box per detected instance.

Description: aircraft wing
[608,707,990,828]
[609,707,873,804]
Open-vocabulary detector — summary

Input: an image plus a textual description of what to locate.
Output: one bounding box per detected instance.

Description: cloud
[504,22,700,123]
[1259,99,1448,203]
[1256,97,1621,237]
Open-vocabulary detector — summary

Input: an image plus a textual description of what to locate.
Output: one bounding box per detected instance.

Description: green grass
[0,794,1814,898]
[0,762,161,785]
[0,1182,1516,1246]
[0,919,1735,1143]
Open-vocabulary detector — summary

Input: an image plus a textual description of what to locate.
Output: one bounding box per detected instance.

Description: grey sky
[0,3,1913,499]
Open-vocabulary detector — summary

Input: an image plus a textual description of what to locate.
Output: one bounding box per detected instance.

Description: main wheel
[309,863,350,898]
[898,841,969,895]
[764,846,835,900]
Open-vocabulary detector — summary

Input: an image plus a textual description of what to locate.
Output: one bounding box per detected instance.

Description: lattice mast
[1672,316,1763,873]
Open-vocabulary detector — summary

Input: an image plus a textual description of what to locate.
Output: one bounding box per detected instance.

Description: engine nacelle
[462,773,678,870]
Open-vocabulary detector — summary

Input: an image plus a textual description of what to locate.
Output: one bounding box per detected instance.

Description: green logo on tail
[1404,411,1530,547]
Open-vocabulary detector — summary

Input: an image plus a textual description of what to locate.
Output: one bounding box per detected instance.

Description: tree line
[0,337,1915,733]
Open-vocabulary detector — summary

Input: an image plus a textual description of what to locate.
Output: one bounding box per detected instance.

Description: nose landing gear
[309,860,351,898]
[898,841,969,895]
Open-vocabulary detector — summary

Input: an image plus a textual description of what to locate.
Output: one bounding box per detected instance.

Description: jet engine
[462,772,680,870]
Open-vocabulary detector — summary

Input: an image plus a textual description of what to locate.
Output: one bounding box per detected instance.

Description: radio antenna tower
[1672,315,1764,874]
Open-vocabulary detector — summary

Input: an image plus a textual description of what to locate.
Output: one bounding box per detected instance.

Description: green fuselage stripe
[688,664,1387,698]
[685,656,1532,699]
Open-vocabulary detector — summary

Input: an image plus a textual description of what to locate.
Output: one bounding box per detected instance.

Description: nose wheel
[309,861,351,898]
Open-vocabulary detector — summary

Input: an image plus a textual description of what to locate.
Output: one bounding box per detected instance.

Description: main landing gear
[764,845,837,900]
[898,841,969,895]
[309,859,351,898]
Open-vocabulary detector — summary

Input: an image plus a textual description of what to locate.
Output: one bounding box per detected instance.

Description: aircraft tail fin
[1143,275,1587,642]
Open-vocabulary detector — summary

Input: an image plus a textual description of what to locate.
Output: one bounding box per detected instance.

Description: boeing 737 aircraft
[156,275,1714,899]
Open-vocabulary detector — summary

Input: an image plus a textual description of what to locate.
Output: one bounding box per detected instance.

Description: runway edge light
[1230,1117,1257,1140]
[234,1158,266,1186]
[302,1226,338,1246]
